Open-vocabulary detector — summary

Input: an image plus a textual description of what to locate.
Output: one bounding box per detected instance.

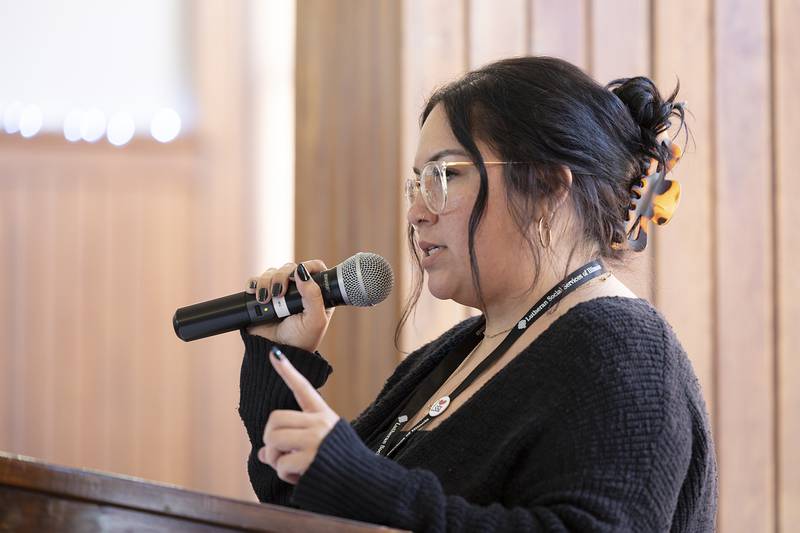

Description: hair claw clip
[623,139,682,252]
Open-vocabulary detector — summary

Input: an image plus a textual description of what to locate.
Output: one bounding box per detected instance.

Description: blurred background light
[80,107,106,143]
[107,111,135,146]
[19,104,43,138]
[150,107,181,143]
[63,108,84,142]
[3,101,23,134]
[0,0,192,138]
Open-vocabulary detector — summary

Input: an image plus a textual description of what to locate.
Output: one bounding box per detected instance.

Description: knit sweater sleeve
[237,316,477,508]
[289,316,694,532]
[237,328,333,505]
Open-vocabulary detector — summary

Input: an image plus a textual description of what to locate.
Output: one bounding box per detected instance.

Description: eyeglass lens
[407,163,446,214]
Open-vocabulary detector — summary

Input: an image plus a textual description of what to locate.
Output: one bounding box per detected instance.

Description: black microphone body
[173,252,393,342]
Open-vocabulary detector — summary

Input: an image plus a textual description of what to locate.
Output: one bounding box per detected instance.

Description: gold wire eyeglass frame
[405,161,514,214]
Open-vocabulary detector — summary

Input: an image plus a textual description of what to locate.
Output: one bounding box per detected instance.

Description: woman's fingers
[259,413,316,479]
[252,268,276,304]
[274,450,307,485]
[260,443,289,471]
[264,263,296,302]
[258,446,303,485]
[260,412,308,466]
[253,263,295,304]
[296,259,328,275]
[248,259,329,304]
[263,409,309,441]
[266,427,310,454]
[246,277,259,294]
[293,262,328,326]
[270,347,329,413]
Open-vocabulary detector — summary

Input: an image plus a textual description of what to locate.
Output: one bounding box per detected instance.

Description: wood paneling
[50,174,83,468]
[0,4,258,500]
[775,0,800,529]
[653,0,716,420]
[188,0,251,499]
[590,0,653,302]
[399,0,472,352]
[0,179,9,452]
[0,0,261,502]
[295,0,403,418]
[530,0,587,69]
[715,0,775,530]
[0,137,211,492]
[468,0,529,68]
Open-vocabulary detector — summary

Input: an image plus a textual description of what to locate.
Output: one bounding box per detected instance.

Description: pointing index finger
[270,346,327,413]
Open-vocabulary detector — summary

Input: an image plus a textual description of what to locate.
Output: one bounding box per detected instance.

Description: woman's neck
[481,254,597,336]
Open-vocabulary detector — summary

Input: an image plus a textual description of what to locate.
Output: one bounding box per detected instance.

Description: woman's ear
[552,165,573,211]
[530,165,573,224]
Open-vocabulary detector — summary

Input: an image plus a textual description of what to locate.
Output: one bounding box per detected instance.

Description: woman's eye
[444,169,459,182]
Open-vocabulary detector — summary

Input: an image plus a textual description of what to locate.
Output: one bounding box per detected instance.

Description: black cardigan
[238,296,717,532]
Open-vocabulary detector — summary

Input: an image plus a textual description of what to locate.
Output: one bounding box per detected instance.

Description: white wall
[0,0,192,135]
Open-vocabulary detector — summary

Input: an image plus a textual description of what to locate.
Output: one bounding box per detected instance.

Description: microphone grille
[340,252,394,306]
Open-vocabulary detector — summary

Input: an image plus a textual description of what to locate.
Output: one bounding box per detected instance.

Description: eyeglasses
[405,161,515,214]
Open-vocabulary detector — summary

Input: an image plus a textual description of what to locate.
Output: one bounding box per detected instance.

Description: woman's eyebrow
[412,148,468,174]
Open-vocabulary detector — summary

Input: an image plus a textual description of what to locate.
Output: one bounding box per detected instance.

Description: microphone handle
[173,268,347,342]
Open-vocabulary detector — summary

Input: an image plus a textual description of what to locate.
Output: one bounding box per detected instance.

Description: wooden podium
[0,452,408,532]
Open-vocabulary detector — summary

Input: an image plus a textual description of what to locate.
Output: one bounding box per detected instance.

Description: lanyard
[374,259,606,458]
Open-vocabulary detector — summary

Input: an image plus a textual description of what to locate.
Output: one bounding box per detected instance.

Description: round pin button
[428,395,451,417]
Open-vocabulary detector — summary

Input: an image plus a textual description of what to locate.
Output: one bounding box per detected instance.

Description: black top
[238,296,718,532]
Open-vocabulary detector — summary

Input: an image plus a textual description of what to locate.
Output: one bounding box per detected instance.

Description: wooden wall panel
[104,170,142,476]
[653,0,716,418]
[399,0,470,353]
[0,169,10,452]
[0,0,270,505]
[468,0,529,67]
[49,175,83,468]
[146,178,193,486]
[0,136,243,496]
[7,183,35,456]
[295,0,403,418]
[530,0,587,69]
[187,0,252,499]
[75,172,111,472]
[31,176,57,461]
[590,0,653,302]
[775,0,800,529]
[714,0,775,530]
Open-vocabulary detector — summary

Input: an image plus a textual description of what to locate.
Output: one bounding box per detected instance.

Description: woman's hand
[258,346,340,485]
[245,260,334,353]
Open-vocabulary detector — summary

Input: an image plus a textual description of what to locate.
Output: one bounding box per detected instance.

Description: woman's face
[408,104,532,309]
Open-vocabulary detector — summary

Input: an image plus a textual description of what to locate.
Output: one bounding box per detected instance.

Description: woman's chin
[426,276,456,301]
[425,271,482,309]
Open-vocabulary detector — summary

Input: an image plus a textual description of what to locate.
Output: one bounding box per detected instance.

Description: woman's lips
[418,240,444,255]
[420,241,447,268]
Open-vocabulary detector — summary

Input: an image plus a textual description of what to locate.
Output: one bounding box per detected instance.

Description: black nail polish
[298,263,310,282]
[270,346,285,361]
[258,287,267,302]
[271,282,282,297]
[249,280,257,290]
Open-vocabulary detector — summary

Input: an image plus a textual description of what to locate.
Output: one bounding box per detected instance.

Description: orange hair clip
[622,139,682,252]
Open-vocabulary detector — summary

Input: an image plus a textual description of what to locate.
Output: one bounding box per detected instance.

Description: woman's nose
[406,187,436,227]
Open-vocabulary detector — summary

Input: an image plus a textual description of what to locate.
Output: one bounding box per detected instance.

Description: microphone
[172,252,394,342]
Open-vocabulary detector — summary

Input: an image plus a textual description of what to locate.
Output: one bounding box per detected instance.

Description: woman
[238,56,717,532]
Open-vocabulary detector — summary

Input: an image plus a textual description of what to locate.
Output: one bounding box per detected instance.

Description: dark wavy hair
[394,56,689,350]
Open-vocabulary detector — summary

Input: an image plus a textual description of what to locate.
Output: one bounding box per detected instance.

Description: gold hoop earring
[537,216,552,249]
